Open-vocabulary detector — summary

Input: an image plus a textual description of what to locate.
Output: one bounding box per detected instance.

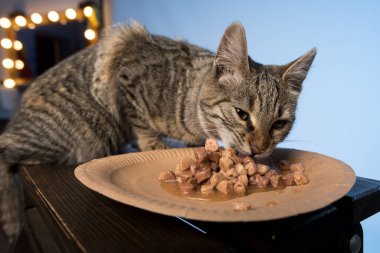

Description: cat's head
[199,22,316,157]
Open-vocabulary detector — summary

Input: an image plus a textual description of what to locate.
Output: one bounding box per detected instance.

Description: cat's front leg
[133,128,168,151]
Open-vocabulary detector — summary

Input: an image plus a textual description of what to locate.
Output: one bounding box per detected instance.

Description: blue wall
[113,0,380,251]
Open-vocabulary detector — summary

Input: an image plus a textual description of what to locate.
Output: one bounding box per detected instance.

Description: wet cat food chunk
[210,172,226,187]
[264,169,278,179]
[219,156,234,171]
[231,154,243,164]
[205,138,219,152]
[193,148,208,163]
[221,147,235,158]
[178,170,193,181]
[233,181,246,194]
[249,174,269,188]
[290,163,305,173]
[233,201,252,211]
[237,174,249,187]
[242,156,254,164]
[225,168,238,179]
[210,162,218,171]
[199,162,211,171]
[190,163,200,174]
[281,173,294,186]
[269,174,281,188]
[160,138,309,201]
[235,163,246,175]
[216,180,234,195]
[245,161,257,176]
[208,151,221,163]
[195,169,211,184]
[249,174,261,185]
[177,157,196,171]
[158,171,176,182]
[256,175,270,189]
[257,164,269,175]
[293,171,308,185]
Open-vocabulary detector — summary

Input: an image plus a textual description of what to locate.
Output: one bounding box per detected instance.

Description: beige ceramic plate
[74,148,356,222]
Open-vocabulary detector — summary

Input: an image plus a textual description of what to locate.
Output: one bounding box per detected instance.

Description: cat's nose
[250,135,265,154]
[251,144,265,154]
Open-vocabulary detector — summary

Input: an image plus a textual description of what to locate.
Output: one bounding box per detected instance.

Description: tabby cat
[0,22,316,244]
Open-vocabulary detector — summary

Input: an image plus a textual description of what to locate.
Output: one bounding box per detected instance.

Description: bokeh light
[65,8,77,20]
[84,29,96,40]
[31,13,43,24]
[2,58,14,69]
[3,79,16,89]
[14,15,27,27]
[83,6,94,17]
[47,11,59,22]
[0,38,12,49]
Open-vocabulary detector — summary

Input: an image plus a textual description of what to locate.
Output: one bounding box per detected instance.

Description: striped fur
[0,22,316,243]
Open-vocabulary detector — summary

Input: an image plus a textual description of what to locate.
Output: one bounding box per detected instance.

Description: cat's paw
[138,138,168,151]
[148,142,168,150]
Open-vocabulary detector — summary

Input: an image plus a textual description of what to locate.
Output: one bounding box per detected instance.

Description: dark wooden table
[12,164,380,253]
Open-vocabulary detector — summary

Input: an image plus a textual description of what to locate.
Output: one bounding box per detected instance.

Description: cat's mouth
[234,145,273,159]
[251,145,275,160]
[253,150,273,160]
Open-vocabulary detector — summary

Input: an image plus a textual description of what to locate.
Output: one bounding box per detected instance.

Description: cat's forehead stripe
[250,72,280,114]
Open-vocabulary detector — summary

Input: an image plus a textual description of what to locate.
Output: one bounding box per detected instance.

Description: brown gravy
[161,180,286,202]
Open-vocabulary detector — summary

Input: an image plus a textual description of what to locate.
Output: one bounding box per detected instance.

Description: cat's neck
[182,55,215,143]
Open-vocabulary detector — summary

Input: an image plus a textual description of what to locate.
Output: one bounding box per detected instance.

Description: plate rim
[74,148,356,222]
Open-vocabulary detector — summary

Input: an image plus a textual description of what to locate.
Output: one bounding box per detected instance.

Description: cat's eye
[235,108,249,121]
[271,120,288,130]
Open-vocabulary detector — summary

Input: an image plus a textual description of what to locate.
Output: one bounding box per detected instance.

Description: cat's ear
[214,22,249,83]
[282,48,317,94]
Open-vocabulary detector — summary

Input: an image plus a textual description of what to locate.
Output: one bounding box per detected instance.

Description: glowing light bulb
[83,6,93,17]
[84,29,96,40]
[65,8,77,20]
[15,15,27,27]
[13,40,23,51]
[2,58,14,69]
[3,79,16,89]
[15,60,24,70]
[28,23,36,29]
[0,17,11,28]
[47,11,59,22]
[31,13,43,24]
[0,38,12,49]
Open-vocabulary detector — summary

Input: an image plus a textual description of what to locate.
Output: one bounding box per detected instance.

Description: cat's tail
[0,141,23,247]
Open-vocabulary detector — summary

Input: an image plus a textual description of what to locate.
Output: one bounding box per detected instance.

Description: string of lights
[0,2,100,89]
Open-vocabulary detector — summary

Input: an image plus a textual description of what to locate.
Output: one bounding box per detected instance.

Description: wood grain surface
[19,163,380,253]
[21,164,228,253]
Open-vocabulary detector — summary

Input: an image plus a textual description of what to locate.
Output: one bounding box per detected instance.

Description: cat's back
[95,21,213,84]
[2,45,124,164]
[24,45,96,97]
